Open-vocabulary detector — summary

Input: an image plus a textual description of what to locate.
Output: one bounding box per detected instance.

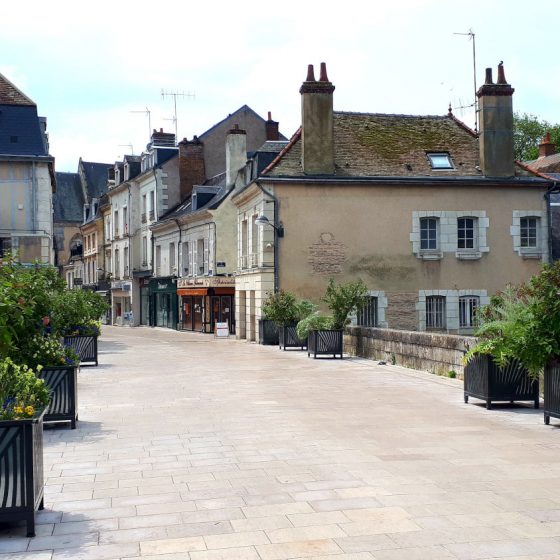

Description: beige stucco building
[233,62,552,340]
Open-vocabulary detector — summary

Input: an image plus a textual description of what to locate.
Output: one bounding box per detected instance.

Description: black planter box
[544,360,560,425]
[37,366,78,429]
[63,335,98,366]
[308,329,344,359]
[0,411,45,536]
[464,354,539,410]
[279,325,307,350]
[259,320,279,346]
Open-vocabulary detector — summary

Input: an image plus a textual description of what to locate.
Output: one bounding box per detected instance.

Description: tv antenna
[161,89,195,140]
[118,143,134,157]
[453,29,478,132]
[130,107,152,141]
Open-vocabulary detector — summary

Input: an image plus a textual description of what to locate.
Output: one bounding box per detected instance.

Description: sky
[2,0,559,172]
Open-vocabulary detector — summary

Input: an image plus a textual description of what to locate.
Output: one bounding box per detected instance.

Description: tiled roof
[53,172,84,222]
[526,153,560,174]
[266,112,483,178]
[0,73,35,106]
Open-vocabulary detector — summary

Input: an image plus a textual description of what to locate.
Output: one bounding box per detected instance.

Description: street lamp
[255,214,284,237]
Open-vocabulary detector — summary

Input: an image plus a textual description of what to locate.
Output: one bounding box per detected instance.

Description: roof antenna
[129,107,152,142]
[453,28,478,133]
[161,89,195,142]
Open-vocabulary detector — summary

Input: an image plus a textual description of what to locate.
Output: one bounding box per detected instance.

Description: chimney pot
[268,111,272,121]
[319,62,329,82]
[497,61,507,84]
[484,68,493,84]
[539,132,556,158]
[306,64,316,82]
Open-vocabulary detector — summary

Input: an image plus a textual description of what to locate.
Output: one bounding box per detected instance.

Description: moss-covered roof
[267,112,485,177]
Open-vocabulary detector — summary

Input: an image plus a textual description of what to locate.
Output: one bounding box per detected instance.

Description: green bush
[321,278,369,330]
[50,289,108,336]
[0,358,50,420]
[296,313,334,340]
[262,292,315,326]
[19,335,79,370]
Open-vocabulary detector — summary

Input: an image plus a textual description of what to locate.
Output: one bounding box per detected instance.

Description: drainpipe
[255,181,280,292]
[545,181,560,262]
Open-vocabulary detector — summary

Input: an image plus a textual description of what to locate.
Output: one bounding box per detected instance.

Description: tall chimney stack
[178,136,205,200]
[265,111,280,141]
[539,132,556,158]
[476,62,515,177]
[226,124,247,187]
[300,62,335,174]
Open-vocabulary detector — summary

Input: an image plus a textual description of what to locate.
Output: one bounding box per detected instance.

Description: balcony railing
[239,253,258,270]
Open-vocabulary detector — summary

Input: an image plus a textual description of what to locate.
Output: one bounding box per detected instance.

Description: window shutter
[192,242,198,277]
[203,238,209,275]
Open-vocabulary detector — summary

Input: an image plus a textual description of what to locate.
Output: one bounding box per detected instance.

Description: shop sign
[177,276,235,289]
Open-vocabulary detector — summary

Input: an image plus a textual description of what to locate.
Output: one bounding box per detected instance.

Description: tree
[513,112,560,162]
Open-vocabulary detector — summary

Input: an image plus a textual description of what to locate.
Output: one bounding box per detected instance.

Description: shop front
[149,277,178,330]
[136,276,151,326]
[177,277,235,334]
[111,281,133,326]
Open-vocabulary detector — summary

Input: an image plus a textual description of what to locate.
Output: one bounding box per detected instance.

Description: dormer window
[427,153,454,170]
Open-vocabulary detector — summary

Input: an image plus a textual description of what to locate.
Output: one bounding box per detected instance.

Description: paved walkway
[2,326,560,560]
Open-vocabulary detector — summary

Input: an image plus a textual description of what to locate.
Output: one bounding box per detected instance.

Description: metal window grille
[457,217,476,249]
[459,296,479,328]
[426,296,446,329]
[357,296,378,327]
[420,218,438,250]
[520,217,538,248]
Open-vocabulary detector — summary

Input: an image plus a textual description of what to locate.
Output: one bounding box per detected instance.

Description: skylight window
[427,153,453,169]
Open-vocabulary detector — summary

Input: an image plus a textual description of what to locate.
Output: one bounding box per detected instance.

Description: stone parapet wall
[344,326,477,377]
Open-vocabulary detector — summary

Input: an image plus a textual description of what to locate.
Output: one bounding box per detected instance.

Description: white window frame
[459,295,480,330]
[420,217,439,252]
[427,152,454,170]
[425,295,446,330]
[511,211,547,259]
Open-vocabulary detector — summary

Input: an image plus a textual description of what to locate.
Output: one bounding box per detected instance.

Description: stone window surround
[410,211,489,260]
[510,210,547,259]
[417,289,490,332]
[350,290,388,328]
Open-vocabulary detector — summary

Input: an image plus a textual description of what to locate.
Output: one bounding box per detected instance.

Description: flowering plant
[0,358,50,420]
[19,334,79,370]
[50,290,108,337]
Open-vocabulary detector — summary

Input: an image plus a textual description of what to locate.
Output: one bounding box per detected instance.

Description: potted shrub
[259,293,280,346]
[0,358,50,537]
[463,260,560,418]
[302,278,368,359]
[261,291,313,350]
[19,334,80,429]
[50,289,108,366]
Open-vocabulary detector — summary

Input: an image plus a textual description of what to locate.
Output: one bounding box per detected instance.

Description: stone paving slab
[1,325,560,559]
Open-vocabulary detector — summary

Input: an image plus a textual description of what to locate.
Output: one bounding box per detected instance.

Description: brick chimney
[226,124,247,187]
[151,128,176,147]
[476,62,515,177]
[539,132,556,158]
[265,111,280,141]
[178,136,205,200]
[300,62,335,174]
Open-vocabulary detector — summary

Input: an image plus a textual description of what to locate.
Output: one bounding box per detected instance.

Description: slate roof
[266,112,484,178]
[53,172,84,222]
[80,160,112,200]
[0,73,35,105]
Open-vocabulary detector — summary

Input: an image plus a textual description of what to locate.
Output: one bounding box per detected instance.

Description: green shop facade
[148,277,179,329]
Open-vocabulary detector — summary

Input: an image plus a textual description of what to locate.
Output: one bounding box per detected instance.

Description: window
[114,210,119,237]
[169,243,176,274]
[114,249,120,278]
[182,242,190,275]
[426,296,446,330]
[427,153,453,169]
[122,207,128,235]
[520,217,538,249]
[123,246,129,277]
[459,296,479,329]
[197,239,205,274]
[142,194,147,223]
[357,296,378,327]
[155,245,161,276]
[251,214,259,267]
[149,191,155,220]
[142,236,148,266]
[457,217,477,250]
[241,219,248,268]
[420,218,438,250]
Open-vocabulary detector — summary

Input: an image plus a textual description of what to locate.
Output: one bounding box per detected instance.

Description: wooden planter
[279,325,307,350]
[258,320,279,346]
[0,410,45,537]
[37,365,78,429]
[63,335,98,366]
[308,329,344,359]
[464,354,539,410]
[544,359,560,425]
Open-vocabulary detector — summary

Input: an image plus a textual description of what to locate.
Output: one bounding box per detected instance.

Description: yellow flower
[25,406,34,416]
[14,406,23,415]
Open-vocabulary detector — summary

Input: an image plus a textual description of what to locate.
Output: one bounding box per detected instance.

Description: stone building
[0,73,55,263]
[233,62,552,340]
